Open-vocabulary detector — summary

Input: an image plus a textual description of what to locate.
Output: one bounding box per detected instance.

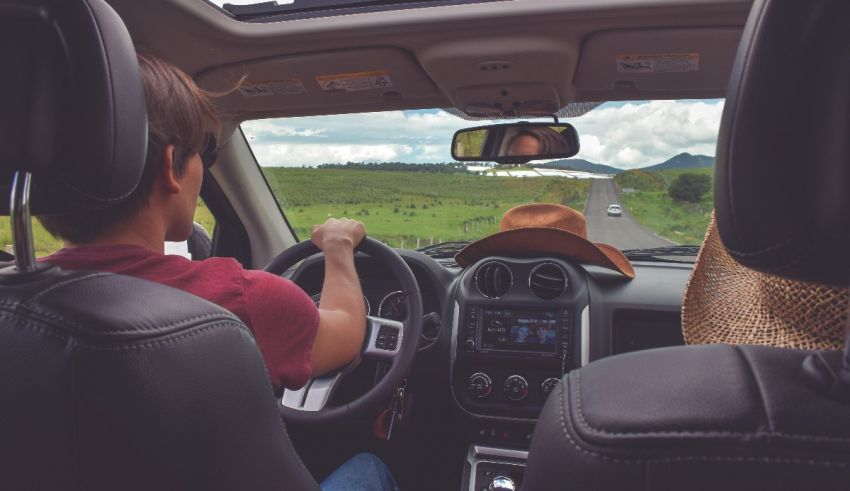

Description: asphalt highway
[583,179,674,250]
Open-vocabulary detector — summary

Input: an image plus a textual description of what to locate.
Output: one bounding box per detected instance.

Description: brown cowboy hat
[454,203,635,279]
[682,212,848,350]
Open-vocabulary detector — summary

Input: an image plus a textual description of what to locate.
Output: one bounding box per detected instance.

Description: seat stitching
[26,272,114,302]
[572,370,850,443]
[0,301,240,335]
[558,374,848,466]
[0,311,253,347]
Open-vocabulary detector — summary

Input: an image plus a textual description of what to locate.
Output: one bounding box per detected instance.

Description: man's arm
[310,218,367,376]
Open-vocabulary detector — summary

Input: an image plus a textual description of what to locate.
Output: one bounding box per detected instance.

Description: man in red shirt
[38,53,397,490]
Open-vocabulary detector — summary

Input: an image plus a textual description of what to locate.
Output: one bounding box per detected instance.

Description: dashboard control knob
[503,375,529,402]
[467,372,492,399]
[489,476,516,491]
[541,377,560,398]
[464,339,476,351]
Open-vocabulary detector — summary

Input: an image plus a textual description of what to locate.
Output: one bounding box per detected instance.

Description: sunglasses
[200,133,218,170]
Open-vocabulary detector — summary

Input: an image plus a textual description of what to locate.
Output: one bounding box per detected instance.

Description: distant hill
[538,158,623,175]
[638,153,714,172]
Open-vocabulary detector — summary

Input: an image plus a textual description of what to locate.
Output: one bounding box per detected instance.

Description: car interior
[1,0,848,490]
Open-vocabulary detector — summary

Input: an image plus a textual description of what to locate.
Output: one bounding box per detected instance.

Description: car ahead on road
[6,1,848,490]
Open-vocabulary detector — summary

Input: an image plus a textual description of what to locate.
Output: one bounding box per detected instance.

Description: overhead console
[451,257,589,421]
[417,36,575,117]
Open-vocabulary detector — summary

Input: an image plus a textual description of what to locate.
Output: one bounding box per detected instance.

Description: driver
[37,52,398,491]
[501,126,572,157]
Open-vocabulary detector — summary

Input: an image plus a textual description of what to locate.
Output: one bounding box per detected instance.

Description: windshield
[246,100,722,259]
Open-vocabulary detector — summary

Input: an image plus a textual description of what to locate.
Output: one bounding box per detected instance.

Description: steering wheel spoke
[281,372,343,412]
[362,316,405,361]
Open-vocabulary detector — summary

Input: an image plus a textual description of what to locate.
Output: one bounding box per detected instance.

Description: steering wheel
[264,237,423,424]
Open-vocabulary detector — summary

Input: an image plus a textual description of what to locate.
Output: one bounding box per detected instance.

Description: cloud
[240,100,724,168]
[242,110,489,166]
[571,100,724,169]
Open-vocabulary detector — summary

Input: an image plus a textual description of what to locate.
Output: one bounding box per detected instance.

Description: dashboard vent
[529,263,568,300]
[474,261,512,298]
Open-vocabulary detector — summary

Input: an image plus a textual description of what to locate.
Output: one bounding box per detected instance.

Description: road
[583,179,674,250]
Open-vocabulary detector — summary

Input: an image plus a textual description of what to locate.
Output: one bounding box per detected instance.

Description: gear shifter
[489,476,516,491]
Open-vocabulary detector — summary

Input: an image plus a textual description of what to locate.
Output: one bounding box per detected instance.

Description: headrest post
[10,172,36,272]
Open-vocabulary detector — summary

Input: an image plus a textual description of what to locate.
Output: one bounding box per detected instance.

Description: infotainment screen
[479,309,560,353]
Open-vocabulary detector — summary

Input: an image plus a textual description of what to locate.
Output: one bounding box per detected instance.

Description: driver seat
[0,1,320,489]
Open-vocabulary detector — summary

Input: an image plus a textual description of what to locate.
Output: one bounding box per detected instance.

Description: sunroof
[207,0,501,22]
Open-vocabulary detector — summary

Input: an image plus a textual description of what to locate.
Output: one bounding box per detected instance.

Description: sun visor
[196,47,440,116]
[573,28,741,100]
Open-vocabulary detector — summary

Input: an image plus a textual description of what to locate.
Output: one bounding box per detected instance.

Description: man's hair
[39,52,219,244]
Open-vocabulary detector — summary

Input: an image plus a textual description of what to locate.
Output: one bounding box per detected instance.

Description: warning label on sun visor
[316,71,394,92]
[239,79,307,97]
[616,53,700,73]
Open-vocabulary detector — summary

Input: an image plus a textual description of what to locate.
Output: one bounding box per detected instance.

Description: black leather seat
[524,0,850,488]
[0,1,320,489]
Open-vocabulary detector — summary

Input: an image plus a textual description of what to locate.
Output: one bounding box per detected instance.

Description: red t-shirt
[43,245,319,391]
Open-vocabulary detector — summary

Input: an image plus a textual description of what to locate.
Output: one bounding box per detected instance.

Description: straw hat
[454,203,635,279]
[682,212,848,350]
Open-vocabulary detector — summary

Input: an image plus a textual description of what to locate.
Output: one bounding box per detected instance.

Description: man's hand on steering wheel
[311,217,366,251]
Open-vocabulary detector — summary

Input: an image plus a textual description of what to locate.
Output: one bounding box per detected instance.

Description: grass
[262,168,589,247]
[618,168,713,245]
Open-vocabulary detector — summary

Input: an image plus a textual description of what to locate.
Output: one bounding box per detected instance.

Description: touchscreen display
[479,309,559,353]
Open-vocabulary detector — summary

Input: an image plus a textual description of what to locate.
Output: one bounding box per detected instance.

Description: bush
[668,173,711,203]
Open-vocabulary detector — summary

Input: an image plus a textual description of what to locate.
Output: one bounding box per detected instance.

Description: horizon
[277,151,716,170]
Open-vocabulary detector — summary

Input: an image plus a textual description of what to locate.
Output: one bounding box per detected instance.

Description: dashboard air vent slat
[475,261,512,298]
[529,263,567,300]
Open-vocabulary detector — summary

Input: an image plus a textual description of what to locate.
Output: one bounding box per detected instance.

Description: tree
[668,173,711,203]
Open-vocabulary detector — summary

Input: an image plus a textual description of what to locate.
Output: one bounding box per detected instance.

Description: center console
[456,305,574,419]
[452,257,588,421]
[452,257,589,489]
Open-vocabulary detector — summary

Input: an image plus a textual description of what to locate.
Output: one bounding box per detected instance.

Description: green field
[262,168,590,247]
[615,168,713,245]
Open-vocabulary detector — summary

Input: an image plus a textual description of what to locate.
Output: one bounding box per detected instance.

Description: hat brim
[455,227,635,279]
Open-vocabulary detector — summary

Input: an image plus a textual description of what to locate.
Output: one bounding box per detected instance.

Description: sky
[240,99,724,170]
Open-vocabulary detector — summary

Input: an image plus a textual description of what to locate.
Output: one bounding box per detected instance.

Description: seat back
[0,267,319,490]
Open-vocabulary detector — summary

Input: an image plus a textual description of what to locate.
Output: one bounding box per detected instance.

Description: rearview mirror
[451,122,580,165]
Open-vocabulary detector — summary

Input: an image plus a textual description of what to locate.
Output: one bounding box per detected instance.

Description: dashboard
[288,249,691,444]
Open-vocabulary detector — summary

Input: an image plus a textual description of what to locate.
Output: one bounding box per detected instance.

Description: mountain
[537,158,623,175]
[638,153,715,172]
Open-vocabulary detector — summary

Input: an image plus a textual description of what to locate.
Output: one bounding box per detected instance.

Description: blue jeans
[320,453,399,491]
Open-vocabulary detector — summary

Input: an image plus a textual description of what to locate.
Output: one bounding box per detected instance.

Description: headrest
[714,0,850,288]
[0,0,147,215]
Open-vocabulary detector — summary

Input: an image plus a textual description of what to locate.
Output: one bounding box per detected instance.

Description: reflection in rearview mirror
[451,122,580,164]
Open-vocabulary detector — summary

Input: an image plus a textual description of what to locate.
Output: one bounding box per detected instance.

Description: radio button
[503,375,529,402]
[541,377,560,398]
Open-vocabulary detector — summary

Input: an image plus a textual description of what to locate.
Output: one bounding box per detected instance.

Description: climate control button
[541,377,560,398]
[467,372,493,399]
[503,375,529,402]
